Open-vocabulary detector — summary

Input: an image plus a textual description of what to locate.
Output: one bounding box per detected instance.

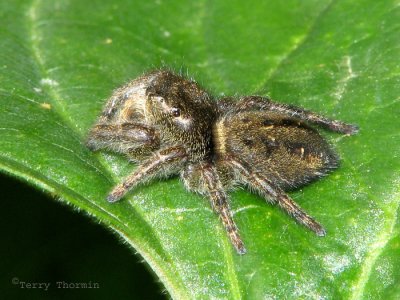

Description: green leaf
[1,0,399,298]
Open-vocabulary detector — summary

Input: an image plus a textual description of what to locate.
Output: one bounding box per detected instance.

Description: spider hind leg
[228,157,326,236]
[234,96,359,135]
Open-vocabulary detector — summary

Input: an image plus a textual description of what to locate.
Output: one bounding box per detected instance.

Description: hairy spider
[87,70,358,254]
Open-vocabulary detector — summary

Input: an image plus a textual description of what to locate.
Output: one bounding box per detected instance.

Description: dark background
[0,173,165,300]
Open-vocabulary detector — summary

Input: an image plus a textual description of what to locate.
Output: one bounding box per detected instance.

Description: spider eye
[171,107,181,117]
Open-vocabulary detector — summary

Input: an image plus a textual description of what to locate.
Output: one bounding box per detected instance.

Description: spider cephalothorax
[87,70,358,254]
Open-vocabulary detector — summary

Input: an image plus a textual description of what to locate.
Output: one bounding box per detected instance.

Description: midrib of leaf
[25,0,189,298]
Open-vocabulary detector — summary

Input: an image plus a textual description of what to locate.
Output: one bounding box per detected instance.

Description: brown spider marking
[87,70,358,254]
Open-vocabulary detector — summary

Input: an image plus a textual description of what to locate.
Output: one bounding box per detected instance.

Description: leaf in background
[0,0,399,298]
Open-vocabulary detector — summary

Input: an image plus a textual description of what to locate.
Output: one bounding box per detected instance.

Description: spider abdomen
[214,111,338,190]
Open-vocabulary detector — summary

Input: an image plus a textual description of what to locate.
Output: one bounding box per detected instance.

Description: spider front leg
[196,163,246,254]
[86,123,160,158]
[107,146,187,202]
[234,96,359,135]
[227,157,326,236]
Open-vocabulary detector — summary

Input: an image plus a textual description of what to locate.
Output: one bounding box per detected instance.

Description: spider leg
[234,96,359,135]
[86,123,159,156]
[107,146,187,202]
[200,163,246,254]
[227,156,326,236]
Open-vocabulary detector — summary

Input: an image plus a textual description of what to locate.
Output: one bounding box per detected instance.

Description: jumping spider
[87,70,358,254]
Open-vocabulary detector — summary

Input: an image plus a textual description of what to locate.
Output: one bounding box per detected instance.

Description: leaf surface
[1,0,399,298]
